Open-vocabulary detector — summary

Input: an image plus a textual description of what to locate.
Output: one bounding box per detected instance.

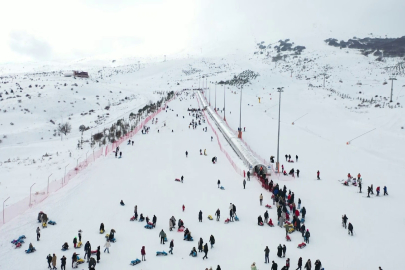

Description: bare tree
[58,122,72,135]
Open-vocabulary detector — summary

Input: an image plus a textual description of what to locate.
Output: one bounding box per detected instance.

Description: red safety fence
[196,94,245,177]
[1,93,178,227]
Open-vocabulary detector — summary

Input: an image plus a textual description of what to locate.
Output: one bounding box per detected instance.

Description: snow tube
[139,218,145,222]
[183,236,193,241]
[100,229,105,234]
[208,215,213,220]
[265,204,272,209]
[75,242,82,248]
[130,259,141,265]
[224,218,230,224]
[144,224,153,229]
[301,218,305,223]
[190,251,197,257]
[15,242,22,248]
[25,248,36,254]
[48,220,56,225]
[130,216,136,221]
[178,226,184,232]
[220,186,225,190]
[156,251,167,256]
[234,215,239,221]
[175,178,181,182]
[42,222,47,228]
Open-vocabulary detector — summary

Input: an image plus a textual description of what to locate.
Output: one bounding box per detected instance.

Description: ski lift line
[347,128,376,144]
[292,113,309,124]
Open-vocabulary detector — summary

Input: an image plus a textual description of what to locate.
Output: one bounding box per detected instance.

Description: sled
[284,221,291,225]
[61,247,69,251]
[300,218,305,224]
[297,242,306,249]
[265,204,272,209]
[100,229,105,234]
[183,236,194,241]
[190,251,197,257]
[175,178,181,182]
[75,241,82,248]
[15,242,22,248]
[178,226,184,232]
[42,222,47,228]
[220,186,225,190]
[77,255,85,264]
[48,220,56,225]
[130,216,136,221]
[156,251,168,256]
[288,160,294,163]
[130,259,141,265]
[267,220,274,227]
[258,222,264,226]
[25,247,36,253]
[139,217,145,222]
[224,218,230,224]
[286,235,291,241]
[145,224,153,229]
[208,215,213,220]
[234,215,239,221]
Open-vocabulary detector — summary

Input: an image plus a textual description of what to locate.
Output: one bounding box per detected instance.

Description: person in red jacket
[141,246,146,261]
[182,205,185,212]
[295,209,300,217]
[317,171,320,180]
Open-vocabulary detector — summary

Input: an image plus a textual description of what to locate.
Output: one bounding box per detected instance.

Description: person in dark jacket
[342,214,348,228]
[282,244,286,257]
[216,265,221,270]
[60,255,66,270]
[247,171,250,180]
[198,238,203,252]
[314,260,322,270]
[217,180,220,188]
[304,259,311,270]
[152,215,157,226]
[258,215,263,225]
[88,257,96,269]
[199,210,203,222]
[47,254,52,268]
[297,257,302,270]
[73,237,77,248]
[72,253,77,268]
[305,230,310,244]
[264,210,269,223]
[169,240,174,254]
[301,207,306,219]
[96,246,100,263]
[215,209,220,221]
[209,235,215,248]
[300,224,306,237]
[348,223,353,236]
[277,244,283,258]
[264,246,270,263]
[272,260,278,270]
[84,241,90,259]
[99,223,104,232]
[203,243,208,259]
[159,230,166,244]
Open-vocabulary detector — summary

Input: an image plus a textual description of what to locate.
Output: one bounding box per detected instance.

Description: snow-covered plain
[0,42,404,270]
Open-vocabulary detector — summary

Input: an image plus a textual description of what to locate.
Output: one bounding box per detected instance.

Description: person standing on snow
[297,169,300,178]
[217,180,220,188]
[282,244,286,257]
[60,255,66,270]
[96,246,100,263]
[247,170,250,180]
[301,207,306,219]
[317,170,320,180]
[264,246,270,263]
[348,222,353,236]
[305,230,310,243]
[47,254,52,269]
[78,230,82,242]
[104,239,110,253]
[304,259,311,270]
[169,240,174,254]
[296,155,298,162]
[141,246,146,261]
[384,186,388,195]
[271,260,278,270]
[159,229,166,244]
[203,243,209,259]
[264,210,269,223]
[243,179,246,189]
[36,227,40,241]
[215,209,220,221]
[285,154,288,161]
[51,254,57,270]
[260,194,263,205]
[277,244,283,258]
[297,257,303,270]
[198,238,204,252]
[209,235,215,248]
[181,176,184,183]
[342,214,348,228]
[298,198,301,209]
[185,151,188,157]
[198,210,203,222]
[314,259,322,270]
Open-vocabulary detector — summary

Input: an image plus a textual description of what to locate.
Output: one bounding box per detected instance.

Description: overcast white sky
[1,0,404,63]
